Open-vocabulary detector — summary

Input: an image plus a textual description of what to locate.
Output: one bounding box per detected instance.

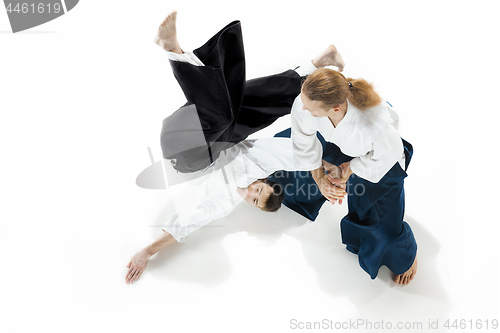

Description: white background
[1,1,499,332]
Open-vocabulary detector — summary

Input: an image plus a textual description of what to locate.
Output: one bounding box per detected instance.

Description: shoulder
[291,94,314,124]
[352,101,393,129]
[291,94,303,115]
[348,101,395,141]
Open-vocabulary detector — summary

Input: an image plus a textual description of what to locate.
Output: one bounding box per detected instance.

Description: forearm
[311,164,347,203]
[310,165,325,184]
[143,231,178,256]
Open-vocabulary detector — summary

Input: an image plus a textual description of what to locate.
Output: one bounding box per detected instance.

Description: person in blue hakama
[290,68,418,285]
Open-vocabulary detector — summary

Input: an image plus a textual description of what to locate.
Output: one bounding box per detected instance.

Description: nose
[245,191,257,204]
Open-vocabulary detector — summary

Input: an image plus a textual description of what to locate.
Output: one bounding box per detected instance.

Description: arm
[290,96,346,203]
[328,123,403,187]
[126,170,238,284]
[327,161,353,189]
[126,201,229,284]
[126,231,177,284]
[290,96,324,171]
[348,124,403,183]
[311,164,347,204]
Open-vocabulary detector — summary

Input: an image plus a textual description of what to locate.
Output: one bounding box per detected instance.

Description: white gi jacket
[162,138,303,242]
[290,95,405,183]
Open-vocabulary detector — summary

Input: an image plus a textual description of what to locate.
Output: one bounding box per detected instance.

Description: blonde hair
[302,68,381,110]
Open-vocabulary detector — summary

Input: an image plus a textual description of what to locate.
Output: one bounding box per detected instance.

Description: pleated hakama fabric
[161,21,302,173]
[272,129,417,279]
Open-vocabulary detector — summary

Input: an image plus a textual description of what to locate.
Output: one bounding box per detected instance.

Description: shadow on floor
[146,190,451,318]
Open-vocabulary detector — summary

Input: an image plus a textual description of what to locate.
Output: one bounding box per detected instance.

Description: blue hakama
[273,128,417,279]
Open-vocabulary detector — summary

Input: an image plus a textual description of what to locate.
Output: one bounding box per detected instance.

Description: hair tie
[348,81,353,89]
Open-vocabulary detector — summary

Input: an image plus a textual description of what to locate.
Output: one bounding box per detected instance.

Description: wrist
[143,246,155,257]
[341,162,353,179]
[311,166,325,182]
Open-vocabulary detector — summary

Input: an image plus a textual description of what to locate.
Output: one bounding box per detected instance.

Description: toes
[402,271,415,285]
[394,272,412,285]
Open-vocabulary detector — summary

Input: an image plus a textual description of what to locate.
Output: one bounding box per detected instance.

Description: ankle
[169,46,183,54]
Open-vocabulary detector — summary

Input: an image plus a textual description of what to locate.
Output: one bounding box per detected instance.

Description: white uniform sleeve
[242,137,311,180]
[161,206,214,242]
[167,51,204,66]
[162,199,238,242]
[161,167,239,242]
[290,95,323,171]
[349,123,404,183]
[162,205,233,243]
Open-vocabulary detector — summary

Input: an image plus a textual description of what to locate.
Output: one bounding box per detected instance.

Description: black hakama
[161,21,302,173]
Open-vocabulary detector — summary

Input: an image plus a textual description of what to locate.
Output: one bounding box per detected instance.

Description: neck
[328,101,348,127]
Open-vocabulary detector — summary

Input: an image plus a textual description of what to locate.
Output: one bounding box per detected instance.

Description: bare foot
[125,249,151,284]
[312,45,345,72]
[154,10,182,54]
[393,255,418,285]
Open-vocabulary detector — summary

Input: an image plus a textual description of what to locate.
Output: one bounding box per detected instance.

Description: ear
[331,105,343,113]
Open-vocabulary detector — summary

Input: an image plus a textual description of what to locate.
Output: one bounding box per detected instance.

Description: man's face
[237,180,274,209]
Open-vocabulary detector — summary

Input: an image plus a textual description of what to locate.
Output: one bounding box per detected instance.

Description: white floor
[1,1,499,332]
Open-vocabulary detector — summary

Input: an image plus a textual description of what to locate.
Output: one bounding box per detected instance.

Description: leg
[160,19,245,172]
[154,10,182,54]
[268,130,353,221]
[231,45,347,142]
[158,14,348,171]
[394,256,418,285]
[393,139,417,285]
[125,231,177,284]
[230,69,302,142]
[341,163,418,283]
[312,45,345,71]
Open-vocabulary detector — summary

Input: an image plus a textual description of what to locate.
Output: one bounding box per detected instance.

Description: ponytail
[346,77,382,110]
[302,68,381,110]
